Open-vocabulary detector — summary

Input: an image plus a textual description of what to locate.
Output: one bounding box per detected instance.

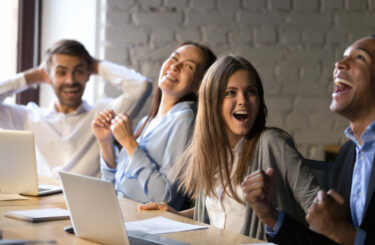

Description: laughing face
[221,69,260,148]
[330,38,375,120]
[158,44,205,103]
[49,54,90,113]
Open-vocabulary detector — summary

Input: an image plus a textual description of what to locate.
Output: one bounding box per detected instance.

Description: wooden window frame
[16,0,41,105]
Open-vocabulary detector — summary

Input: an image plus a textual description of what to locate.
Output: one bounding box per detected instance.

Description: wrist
[120,138,138,156]
[261,206,278,229]
[330,222,356,245]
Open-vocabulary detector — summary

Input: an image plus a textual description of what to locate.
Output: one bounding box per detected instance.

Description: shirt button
[359,192,363,197]
[360,156,364,160]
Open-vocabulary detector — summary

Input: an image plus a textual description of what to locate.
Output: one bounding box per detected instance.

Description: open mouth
[61,84,82,98]
[334,78,352,93]
[233,111,249,121]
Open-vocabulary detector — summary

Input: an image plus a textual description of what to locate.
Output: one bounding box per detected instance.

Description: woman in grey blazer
[141,55,320,241]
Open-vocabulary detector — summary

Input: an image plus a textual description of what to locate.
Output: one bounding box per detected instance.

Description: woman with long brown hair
[92,42,216,211]
[141,55,320,240]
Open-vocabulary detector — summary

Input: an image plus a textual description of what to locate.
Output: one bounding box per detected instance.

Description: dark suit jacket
[268,141,375,245]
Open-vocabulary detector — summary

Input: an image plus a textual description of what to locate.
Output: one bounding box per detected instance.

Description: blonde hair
[173,55,267,203]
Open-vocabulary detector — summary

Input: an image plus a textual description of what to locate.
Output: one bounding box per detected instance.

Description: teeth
[335,78,352,87]
[165,73,176,81]
[234,110,248,115]
[63,87,80,93]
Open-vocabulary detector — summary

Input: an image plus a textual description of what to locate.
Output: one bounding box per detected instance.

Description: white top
[0,61,151,178]
[206,138,246,233]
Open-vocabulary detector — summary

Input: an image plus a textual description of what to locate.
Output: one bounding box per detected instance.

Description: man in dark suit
[241,35,375,245]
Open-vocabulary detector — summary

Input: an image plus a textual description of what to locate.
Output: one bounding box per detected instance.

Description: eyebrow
[172,51,198,64]
[56,63,86,70]
[353,47,371,57]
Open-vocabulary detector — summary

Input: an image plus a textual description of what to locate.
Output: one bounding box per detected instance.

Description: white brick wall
[101,0,375,160]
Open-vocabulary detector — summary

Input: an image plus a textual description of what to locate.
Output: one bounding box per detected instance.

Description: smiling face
[221,69,260,148]
[49,54,90,113]
[158,44,205,103]
[330,38,375,121]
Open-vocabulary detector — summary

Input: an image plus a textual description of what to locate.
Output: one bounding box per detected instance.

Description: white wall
[40,0,101,107]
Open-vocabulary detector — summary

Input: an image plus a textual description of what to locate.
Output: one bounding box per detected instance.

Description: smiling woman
[159,55,321,240]
[92,41,216,211]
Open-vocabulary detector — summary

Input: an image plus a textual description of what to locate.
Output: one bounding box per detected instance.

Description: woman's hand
[139,202,195,219]
[92,109,117,168]
[110,112,138,155]
[139,202,179,215]
[92,109,116,144]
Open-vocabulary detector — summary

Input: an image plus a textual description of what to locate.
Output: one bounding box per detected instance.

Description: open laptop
[59,171,188,245]
[0,129,62,196]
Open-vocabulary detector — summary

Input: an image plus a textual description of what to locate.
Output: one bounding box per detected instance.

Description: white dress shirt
[206,138,246,233]
[0,61,151,178]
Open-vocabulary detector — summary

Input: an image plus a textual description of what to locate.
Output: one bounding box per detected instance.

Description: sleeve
[121,112,194,204]
[0,73,30,130]
[265,209,285,238]
[268,130,320,212]
[98,61,152,117]
[0,73,28,102]
[100,146,121,184]
[355,228,366,245]
[268,213,337,245]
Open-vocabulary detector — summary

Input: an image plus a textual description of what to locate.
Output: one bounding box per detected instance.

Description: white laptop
[59,171,188,245]
[0,129,62,196]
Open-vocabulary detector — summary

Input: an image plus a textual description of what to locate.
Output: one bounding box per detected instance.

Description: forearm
[98,140,116,169]
[178,208,195,219]
[118,137,139,156]
[24,68,46,86]
[99,61,151,115]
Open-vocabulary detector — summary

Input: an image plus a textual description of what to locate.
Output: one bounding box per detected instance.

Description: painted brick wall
[101,0,375,160]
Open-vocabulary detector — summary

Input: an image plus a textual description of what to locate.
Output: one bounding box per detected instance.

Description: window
[0,0,19,104]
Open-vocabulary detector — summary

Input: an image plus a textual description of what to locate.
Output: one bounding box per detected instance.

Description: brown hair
[174,55,267,203]
[134,41,216,138]
[45,39,94,72]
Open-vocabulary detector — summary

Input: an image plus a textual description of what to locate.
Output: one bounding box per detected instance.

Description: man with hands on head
[242,35,375,245]
[0,39,151,178]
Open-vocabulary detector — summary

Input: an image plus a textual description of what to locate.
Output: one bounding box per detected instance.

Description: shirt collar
[45,100,91,116]
[345,120,375,146]
[233,137,244,154]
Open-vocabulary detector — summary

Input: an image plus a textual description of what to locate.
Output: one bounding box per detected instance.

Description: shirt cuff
[354,228,366,245]
[265,210,285,238]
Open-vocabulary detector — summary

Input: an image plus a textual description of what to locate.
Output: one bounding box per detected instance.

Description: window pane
[0,0,18,104]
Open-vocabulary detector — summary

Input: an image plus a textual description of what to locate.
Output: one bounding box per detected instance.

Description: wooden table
[0,193,264,244]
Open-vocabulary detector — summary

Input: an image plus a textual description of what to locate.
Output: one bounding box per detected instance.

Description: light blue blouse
[101,101,195,210]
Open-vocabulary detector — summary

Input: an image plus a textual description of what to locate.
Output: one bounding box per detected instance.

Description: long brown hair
[174,55,267,203]
[134,41,216,138]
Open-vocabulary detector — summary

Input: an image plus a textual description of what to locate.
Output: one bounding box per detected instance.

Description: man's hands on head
[90,59,100,76]
[24,62,50,86]
[306,190,356,245]
[242,168,279,229]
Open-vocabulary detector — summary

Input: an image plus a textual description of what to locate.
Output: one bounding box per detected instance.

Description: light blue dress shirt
[101,101,195,210]
[345,120,375,244]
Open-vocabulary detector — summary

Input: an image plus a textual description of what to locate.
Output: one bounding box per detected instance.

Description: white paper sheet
[125,216,208,235]
[0,193,30,201]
